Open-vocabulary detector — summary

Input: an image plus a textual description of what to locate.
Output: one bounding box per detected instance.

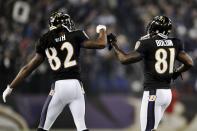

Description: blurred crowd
[0,0,196,95]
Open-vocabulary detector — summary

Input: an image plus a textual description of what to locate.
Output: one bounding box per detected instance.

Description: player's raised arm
[108,33,143,64]
[81,25,107,49]
[113,44,142,64]
[2,53,44,102]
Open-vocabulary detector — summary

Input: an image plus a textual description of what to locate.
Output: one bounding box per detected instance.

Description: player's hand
[172,70,182,81]
[2,85,13,103]
[107,33,117,50]
[96,25,106,33]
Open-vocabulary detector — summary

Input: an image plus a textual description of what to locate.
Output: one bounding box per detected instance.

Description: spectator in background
[0,0,196,94]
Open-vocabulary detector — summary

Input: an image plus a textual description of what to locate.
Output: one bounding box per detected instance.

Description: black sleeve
[174,39,185,58]
[35,37,46,57]
[135,41,146,57]
[76,30,89,46]
[178,39,184,52]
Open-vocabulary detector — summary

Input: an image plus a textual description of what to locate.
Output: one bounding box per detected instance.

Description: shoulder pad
[40,31,50,39]
[71,29,83,34]
[70,29,81,32]
[169,37,180,41]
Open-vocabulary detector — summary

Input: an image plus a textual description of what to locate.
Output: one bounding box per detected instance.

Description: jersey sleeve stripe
[82,31,89,39]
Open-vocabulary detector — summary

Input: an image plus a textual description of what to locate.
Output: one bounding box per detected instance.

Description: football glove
[96,25,106,33]
[172,69,183,81]
[107,33,117,50]
[2,85,13,103]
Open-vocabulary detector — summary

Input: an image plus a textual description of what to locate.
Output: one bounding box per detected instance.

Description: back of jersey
[36,27,88,81]
[136,34,184,90]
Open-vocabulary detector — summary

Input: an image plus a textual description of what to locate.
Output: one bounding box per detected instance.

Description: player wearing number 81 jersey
[108,16,193,131]
[136,34,181,89]
[2,12,107,131]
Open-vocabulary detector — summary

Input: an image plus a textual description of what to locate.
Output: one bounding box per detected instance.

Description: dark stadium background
[0,0,196,131]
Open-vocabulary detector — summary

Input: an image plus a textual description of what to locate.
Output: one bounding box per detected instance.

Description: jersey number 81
[155,48,175,74]
[45,42,77,70]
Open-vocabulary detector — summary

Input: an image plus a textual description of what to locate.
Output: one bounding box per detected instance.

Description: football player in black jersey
[2,12,107,131]
[108,16,193,131]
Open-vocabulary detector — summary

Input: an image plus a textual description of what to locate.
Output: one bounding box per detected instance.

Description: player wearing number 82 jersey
[108,16,193,131]
[2,12,107,131]
[36,27,87,81]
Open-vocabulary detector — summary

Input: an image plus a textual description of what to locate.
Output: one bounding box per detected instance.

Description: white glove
[2,85,13,103]
[96,25,106,33]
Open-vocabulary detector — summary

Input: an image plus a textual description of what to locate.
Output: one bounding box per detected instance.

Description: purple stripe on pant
[39,83,55,128]
[145,89,156,131]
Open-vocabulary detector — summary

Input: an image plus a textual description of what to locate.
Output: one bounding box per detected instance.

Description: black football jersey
[35,27,88,81]
[135,34,184,90]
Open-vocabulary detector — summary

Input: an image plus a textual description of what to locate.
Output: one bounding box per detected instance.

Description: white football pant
[140,89,172,131]
[38,79,87,131]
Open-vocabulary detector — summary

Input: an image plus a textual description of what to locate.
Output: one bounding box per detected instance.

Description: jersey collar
[140,33,168,40]
[157,33,168,39]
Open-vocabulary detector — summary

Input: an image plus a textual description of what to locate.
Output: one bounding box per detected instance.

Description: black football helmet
[49,12,75,31]
[147,16,172,35]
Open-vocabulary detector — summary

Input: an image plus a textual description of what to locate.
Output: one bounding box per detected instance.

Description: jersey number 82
[45,42,77,71]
